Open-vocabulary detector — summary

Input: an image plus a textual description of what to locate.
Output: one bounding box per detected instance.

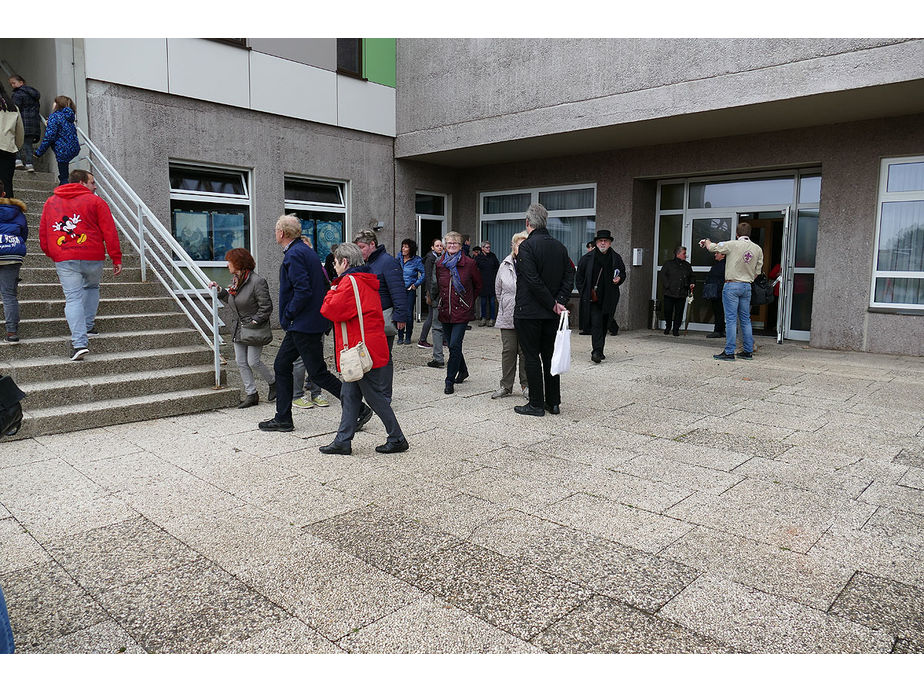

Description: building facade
[2,38,921,355]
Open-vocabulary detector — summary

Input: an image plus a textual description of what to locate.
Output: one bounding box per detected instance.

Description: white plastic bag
[550,309,571,376]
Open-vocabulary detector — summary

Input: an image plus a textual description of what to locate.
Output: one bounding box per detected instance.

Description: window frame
[168,162,253,288]
[336,38,364,80]
[478,183,597,266]
[870,155,924,310]
[284,175,349,263]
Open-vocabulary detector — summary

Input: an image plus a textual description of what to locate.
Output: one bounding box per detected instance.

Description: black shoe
[544,403,560,415]
[591,351,601,364]
[713,352,735,361]
[70,346,90,361]
[319,441,352,455]
[5,332,18,342]
[707,331,723,338]
[259,418,294,432]
[454,371,468,384]
[600,353,606,360]
[465,325,472,330]
[375,438,410,454]
[514,404,545,417]
[86,326,99,336]
[672,329,680,336]
[427,360,445,368]
[356,404,373,430]
[663,328,670,335]
[268,382,277,401]
[736,351,753,359]
[444,383,454,395]
[237,392,259,409]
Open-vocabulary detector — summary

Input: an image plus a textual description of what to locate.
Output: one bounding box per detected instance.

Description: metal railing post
[137,202,147,282]
[211,285,222,389]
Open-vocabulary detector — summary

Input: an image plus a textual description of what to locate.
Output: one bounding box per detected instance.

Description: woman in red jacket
[435,231,482,394]
[318,242,409,455]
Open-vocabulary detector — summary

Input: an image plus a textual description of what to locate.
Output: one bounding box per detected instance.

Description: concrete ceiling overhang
[395,80,924,169]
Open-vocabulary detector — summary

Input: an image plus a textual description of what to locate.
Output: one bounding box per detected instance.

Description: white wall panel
[84,39,168,93]
[249,51,337,126]
[167,39,249,109]
[337,76,396,137]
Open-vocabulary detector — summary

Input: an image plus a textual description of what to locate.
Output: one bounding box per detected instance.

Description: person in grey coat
[491,230,529,399]
[210,247,276,408]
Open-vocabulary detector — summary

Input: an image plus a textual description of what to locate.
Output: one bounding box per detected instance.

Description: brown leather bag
[590,268,603,303]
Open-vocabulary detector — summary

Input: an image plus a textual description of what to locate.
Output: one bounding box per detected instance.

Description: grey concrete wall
[415,112,924,356]
[84,81,395,327]
[396,38,923,157]
[394,160,460,241]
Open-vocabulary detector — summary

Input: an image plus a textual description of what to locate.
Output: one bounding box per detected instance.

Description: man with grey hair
[259,214,371,432]
[353,228,410,398]
[513,203,575,416]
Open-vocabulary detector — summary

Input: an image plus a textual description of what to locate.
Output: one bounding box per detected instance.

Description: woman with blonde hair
[435,231,481,394]
[491,230,529,399]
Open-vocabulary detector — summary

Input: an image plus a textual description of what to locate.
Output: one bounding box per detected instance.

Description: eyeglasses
[445,242,461,246]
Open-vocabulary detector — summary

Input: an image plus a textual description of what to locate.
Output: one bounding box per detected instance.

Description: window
[337,38,362,78]
[169,165,251,289]
[479,184,595,265]
[284,178,348,267]
[872,156,924,309]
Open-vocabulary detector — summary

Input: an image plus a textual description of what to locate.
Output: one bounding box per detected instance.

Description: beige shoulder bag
[339,276,374,382]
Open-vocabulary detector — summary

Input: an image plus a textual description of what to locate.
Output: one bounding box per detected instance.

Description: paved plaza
[1,327,923,654]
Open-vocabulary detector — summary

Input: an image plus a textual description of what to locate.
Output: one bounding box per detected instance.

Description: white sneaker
[14,160,24,170]
[25,164,34,172]
[491,388,512,399]
[292,397,314,409]
[311,395,330,408]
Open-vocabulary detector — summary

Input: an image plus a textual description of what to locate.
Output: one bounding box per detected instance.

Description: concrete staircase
[1,170,240,438]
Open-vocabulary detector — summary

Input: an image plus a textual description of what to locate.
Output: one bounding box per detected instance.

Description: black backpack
[0,374,25,437]
[751,274,774,306]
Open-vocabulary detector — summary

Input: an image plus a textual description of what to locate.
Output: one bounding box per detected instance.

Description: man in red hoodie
[39,169,121,360]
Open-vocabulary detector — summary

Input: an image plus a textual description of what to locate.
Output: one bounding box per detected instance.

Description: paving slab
[219,617,343,653]
[829,572,924,646]
[0,517,53,574]
[339,594,542,653]
[29,619,146,654]
[95,557,287,653]
[659,574,894,653]
[533,595,736,653]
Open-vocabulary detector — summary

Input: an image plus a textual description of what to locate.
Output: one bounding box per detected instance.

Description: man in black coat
[8,76,40,173]
[576,229,627,363]
[474,240,500,326]
[513,203,575,417]
[660,245,695,336]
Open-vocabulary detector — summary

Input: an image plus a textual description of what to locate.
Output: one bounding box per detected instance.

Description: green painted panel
[362,38,396,88]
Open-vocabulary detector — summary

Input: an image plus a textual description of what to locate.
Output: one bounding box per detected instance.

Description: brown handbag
[590,268,603,303]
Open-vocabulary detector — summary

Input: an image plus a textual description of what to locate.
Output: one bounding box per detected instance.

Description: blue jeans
[57,159,71,186]
[442,321,469,385]
[397,289,416,342]
[55,260,103,348]
[0,264,21,333]
[480,295,497,321]
[18,140,35,167]
[723,282,754,355]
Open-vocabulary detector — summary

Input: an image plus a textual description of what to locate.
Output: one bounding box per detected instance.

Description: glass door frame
[652,170,819,341]
[415,191,448,322]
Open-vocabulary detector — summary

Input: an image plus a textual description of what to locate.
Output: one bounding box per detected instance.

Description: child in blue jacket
[35,96,80,186]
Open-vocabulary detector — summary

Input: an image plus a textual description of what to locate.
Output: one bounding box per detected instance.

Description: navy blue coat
[0,199,28,263]
[366,244,410,324]
[278,240,331,334]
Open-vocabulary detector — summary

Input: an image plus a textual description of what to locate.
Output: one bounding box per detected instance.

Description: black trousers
[589,302,608,355]
[711,298,725,333]
[515,316,561,408]
[0,151,15,199]
[662,296,686,333]
[274,330,342,423]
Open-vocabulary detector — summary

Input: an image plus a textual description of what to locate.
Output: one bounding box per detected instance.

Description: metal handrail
[74,125,226,388]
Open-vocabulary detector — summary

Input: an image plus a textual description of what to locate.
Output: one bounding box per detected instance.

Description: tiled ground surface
[1,328,923,653]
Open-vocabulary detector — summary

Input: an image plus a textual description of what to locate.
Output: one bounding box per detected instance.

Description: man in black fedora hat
[576,229,627,363]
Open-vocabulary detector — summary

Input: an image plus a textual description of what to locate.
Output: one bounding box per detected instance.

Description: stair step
[18,267,147,282]
[1,344,216,381]
[17,311,193,337]
[19,363,224,409]
[17,281,166,300]
[2,296,178,320]
[8,386,242,438]
[0,327,207,358]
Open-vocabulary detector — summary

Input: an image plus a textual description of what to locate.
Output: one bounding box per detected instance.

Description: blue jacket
[401,254,425,290]
[367,244,410,323]
[278,240,331,334]
[0,198,28,263]
[35,107,80,162]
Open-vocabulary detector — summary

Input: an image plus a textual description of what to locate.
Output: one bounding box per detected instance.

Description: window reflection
[689,178,794,209]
